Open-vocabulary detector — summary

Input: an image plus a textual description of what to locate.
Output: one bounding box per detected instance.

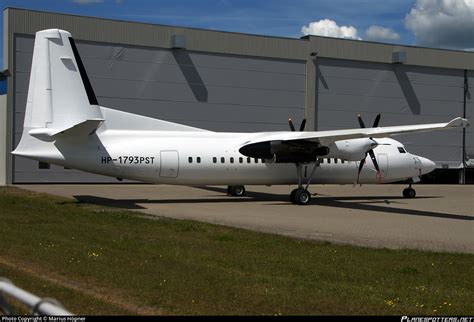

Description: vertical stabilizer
[23,29,103,132]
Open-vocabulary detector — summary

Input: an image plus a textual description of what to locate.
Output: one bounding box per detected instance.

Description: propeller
[357,113,381,128]
[356,114,382,184]
[288,118,307,132]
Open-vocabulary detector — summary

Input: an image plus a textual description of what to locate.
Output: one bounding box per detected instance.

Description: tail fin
[23,29,103,134]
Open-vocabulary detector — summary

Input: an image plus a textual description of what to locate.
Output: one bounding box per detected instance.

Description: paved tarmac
[18,184,473,253]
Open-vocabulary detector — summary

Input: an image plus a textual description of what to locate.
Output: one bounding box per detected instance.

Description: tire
[231,185,245,197]
[403,188,416,198]
[295,189,311,205]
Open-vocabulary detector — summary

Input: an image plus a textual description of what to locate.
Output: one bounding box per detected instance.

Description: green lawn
[0,186,472,315]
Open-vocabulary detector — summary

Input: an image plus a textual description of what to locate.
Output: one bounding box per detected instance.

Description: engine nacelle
[326,138,377,161]
[239,140,329,163]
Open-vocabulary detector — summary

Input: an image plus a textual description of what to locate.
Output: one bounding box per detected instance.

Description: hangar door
[316,58,471,169]
[13,35,305,183]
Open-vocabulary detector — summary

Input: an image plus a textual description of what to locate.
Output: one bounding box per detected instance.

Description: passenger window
[327,158,331,164]
[398,147,406,153]
[221,157,225,163]
[213,157,217,163]
[254,158,258,163]
[341,159,345,164]
[247,157,251,163]
[197,157,201,163]
[261,159,265,163]
[230,157,234,163]
[188,157,193,163]
[239,157,243,163]
[335,158,338,164]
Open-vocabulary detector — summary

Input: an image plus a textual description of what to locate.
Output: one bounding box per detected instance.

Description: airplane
[12,29,470,205]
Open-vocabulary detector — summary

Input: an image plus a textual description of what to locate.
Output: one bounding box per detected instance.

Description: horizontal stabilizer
[52,118,104,137]
[29,118,104,139]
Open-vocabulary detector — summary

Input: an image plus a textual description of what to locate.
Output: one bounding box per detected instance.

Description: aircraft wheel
[230,185,246,197]
[403,187,416,198]
[295,189,311,205]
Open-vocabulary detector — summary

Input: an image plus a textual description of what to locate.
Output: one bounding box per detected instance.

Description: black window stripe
[69,37,99,105]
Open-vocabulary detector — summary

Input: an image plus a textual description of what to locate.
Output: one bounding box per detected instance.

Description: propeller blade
[368,150,381,179]
[299,118,307,132]
[356,155,366,184]
[288,118,295,131]
[372,114,381,128]
[357,114,366,128]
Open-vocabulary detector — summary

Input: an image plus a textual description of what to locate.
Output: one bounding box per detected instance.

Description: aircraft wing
[238,117,469,162]
[242,117,469,147]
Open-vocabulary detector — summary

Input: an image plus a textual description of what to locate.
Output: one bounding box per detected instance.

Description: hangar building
[1,8,473,184]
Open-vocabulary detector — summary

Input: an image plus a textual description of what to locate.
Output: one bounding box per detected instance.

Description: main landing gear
[402,184,416,198]
[290,161,320,205]
[290,187,311,205]
[227,185,246,197]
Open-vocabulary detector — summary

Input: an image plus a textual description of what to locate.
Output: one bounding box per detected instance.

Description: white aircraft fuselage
[18,128,432,186]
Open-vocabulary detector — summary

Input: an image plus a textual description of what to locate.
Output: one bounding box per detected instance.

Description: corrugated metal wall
[316,58,469,168]
[13,35,305,182]
[466,71,474,167]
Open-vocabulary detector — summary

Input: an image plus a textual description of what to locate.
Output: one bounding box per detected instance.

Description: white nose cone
[420,157,436,175]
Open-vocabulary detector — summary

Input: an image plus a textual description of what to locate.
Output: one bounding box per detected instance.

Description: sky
[1,0,473,68]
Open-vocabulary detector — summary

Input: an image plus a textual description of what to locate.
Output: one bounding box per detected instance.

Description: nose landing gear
[402,184,416,198]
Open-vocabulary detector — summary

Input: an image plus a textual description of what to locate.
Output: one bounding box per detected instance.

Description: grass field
[0,186,472,315]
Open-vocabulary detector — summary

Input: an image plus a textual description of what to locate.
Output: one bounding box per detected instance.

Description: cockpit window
[398,147,406,153]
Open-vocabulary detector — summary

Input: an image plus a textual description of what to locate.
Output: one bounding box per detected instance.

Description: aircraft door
[160,150,179,178]
[414,156,422,176]
[377,153,388,178]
